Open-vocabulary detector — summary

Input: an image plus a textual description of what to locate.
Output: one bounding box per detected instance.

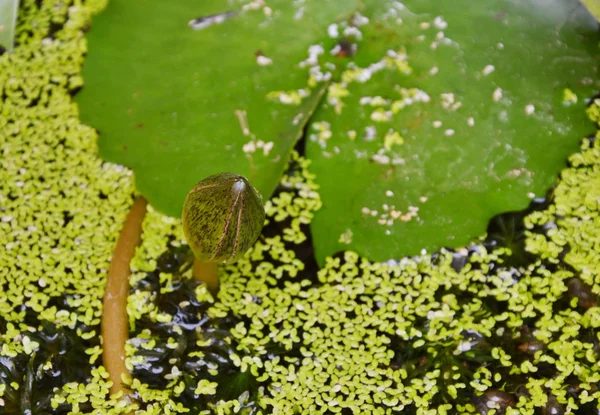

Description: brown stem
[192,258,219,295]
[102,197,147,396]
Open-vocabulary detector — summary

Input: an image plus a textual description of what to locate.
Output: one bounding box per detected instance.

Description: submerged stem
[192,258,219,295]
[102,197,147,396]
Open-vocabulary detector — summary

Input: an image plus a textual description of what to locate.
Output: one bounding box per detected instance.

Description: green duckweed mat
[1,1,600,414]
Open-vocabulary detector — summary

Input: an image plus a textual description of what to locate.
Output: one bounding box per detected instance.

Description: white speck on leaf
[327,23,339,38]
[256,55,273,66]
[338,229,353,245]
[363,126,377,141]
[242,0,265,11]
[433,16,448,29]
[310,121,333,149]
[352,13,369,26]
[493,87,503,102]
[344,26,363,40]
[371,109,392,122]
[372,154,390,165]
[525,104,535,115]
[300,44,324,67]
[242,142,256,154]
[482,65,495,76]
[441,93,461,111]
[280,94,294,104]
[262,141,274,155]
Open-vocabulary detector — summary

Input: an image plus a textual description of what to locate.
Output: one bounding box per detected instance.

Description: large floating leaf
[0,0,19,51]
[306,0,600,264]
[80,0,600,265]
[77,0,358,217]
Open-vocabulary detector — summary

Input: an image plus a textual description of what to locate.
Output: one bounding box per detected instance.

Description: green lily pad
[0,0,19,51]
[306,0,600,264]
[77,0,358,217]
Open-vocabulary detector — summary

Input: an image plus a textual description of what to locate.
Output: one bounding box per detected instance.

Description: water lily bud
[182,172,265,263]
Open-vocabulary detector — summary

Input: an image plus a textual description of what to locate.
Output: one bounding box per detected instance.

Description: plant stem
[102,197,147,396]
[192,258,219,295]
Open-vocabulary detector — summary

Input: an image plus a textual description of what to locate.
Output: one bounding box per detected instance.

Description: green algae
[1,1,600,414]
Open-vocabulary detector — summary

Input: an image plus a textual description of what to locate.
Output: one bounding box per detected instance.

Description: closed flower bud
[182,172,265,263]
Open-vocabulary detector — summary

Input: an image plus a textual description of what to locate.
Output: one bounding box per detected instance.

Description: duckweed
[123,148,600,414]
[1,1,600,414]
[1,0,135,412]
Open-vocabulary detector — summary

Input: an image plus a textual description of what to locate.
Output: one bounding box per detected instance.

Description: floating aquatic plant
[77,0,600,264]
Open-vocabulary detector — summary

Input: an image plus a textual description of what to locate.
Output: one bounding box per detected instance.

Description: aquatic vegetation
[0,0,133,410]
[76,0,600,263]
[1,0,600,414]
[122,147,600,414]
